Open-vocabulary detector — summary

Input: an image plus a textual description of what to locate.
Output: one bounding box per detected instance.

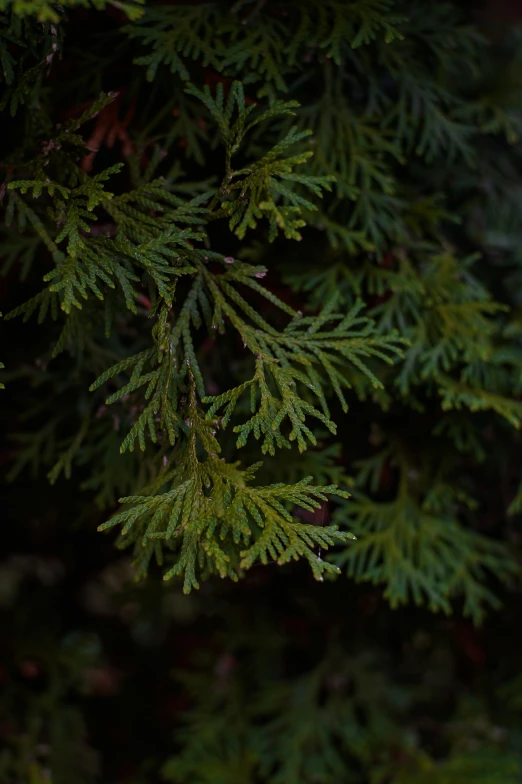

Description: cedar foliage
[1,0,522,782]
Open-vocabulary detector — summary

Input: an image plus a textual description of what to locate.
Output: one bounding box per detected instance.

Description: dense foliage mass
[1,0,522,781]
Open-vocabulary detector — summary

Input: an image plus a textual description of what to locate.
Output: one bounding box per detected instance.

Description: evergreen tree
[1,1,522,782]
